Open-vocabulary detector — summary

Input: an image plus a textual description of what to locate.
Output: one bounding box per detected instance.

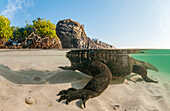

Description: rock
[25,97,36,105]
[56,19,115,49]
[92,38,115,49]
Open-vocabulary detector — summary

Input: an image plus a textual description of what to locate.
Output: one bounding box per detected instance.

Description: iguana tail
[131,57,159,72]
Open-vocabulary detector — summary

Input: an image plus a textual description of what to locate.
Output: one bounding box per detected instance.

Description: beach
[0,49,170,111]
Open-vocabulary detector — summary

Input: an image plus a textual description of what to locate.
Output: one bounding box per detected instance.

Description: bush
[13,26,35,42]
[32,18,58,39]
[0,15,13,41]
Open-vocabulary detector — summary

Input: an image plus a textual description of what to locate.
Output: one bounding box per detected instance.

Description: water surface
[130,49,170,79]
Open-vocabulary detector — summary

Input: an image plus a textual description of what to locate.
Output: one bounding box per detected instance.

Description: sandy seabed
[0,49,170,111]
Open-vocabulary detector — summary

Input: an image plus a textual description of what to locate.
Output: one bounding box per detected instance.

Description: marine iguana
[57,49,158,108]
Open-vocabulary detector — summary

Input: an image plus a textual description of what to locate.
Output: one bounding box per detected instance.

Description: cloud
[1,0,35,19]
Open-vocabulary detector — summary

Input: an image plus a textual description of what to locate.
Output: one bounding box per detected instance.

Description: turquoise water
[130,49,170,78]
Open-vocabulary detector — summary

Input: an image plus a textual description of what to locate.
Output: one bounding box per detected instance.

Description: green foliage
[0,15,13,40]
[32,18,58,38]
[13,27,27,42]
[1,17,58,43]
[13,24,35,42]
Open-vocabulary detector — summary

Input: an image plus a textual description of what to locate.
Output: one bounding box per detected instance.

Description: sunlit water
[130,49,170,80]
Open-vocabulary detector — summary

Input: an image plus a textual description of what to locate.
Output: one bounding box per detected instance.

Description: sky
[0,0,170,49]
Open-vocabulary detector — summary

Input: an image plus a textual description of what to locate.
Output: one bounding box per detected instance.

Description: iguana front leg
[57,61,112,108]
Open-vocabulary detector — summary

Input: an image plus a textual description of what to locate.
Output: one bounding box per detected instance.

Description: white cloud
[1,0,35,19]
[24,0,35,8]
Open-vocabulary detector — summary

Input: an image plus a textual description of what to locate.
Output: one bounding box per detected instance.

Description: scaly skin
[58,49,158,108]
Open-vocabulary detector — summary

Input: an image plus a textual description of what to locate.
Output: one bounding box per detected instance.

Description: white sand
[0,49,169,111]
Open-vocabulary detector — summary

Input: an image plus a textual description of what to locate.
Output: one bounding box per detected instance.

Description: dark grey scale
[58,49,158,108]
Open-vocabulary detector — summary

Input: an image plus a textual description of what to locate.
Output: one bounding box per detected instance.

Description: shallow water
[130,49,170,79]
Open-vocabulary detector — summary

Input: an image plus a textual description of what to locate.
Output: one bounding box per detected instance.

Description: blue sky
[0,0,170,49]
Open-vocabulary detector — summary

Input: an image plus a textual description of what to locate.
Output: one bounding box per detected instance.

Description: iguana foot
[143,76,158,83]
[57,88,94,108]
[57,88,77,97]
[132,65,158,83]
[57,61,112,108]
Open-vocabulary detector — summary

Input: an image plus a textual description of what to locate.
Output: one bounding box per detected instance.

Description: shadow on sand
[0,64,91,85]
[0,64,145,109]
[0,64,142,86]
